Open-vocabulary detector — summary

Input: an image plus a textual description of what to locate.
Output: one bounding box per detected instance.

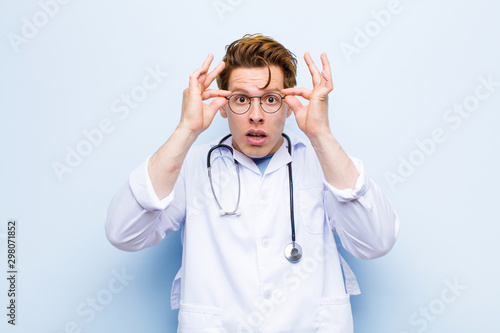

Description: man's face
[221,66,292,158]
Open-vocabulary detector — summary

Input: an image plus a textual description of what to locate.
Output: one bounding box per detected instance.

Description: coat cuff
[129,156,174,211]
[324,156,370,202]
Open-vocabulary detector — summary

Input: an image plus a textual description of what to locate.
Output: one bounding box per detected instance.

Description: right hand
[178,54,231,136]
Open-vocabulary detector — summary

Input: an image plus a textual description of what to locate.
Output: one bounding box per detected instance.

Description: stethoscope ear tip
[235,210,242,216]
[218,210,225,216]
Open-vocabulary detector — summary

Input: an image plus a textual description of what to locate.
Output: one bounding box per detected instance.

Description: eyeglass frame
[225,92,287,115]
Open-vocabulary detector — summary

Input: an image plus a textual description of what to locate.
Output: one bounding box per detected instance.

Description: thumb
[208,97,229,115]
[283,95,303,113]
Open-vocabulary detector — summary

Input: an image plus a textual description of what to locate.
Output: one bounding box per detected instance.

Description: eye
[263,94,280,105]
[232,95,249,104]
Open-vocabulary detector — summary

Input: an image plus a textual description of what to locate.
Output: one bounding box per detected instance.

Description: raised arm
[105,55,230,251]
[148,54,231,199]
[282,53,358,190]
[283,53,398,259]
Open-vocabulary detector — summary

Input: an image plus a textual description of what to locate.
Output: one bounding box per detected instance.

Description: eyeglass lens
[228,93,283,114]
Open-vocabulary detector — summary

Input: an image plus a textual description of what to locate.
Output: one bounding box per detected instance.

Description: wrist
[305,127,334,145]
[175,123,202,142]
[309,132,344,157]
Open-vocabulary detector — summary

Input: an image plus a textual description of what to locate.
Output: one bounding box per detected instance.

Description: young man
[106,34,399,332]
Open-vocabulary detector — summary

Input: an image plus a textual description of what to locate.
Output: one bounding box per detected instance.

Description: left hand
[281,52,334,138]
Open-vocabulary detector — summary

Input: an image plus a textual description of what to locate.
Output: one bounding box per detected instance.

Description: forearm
[105,180,180,252]
[326,171,399,260]
[148,126,198,200]
[308,131,359,190]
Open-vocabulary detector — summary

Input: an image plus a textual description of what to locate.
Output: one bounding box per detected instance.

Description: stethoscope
[207,133,303,263]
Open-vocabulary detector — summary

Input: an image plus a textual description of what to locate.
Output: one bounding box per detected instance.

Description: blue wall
[1,0,499,332]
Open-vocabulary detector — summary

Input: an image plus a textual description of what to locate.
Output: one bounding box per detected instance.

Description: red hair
[217,34,297,90]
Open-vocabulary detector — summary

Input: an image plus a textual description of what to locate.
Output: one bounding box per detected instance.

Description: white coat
[105,132,399,333]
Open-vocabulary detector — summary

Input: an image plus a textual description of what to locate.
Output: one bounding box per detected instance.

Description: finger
[207,96,229,113]
[320,53,334,89]
[202,89,232,100]
[304,52,322,87]
[281,87,312,100]
[203,61,225,88]
[189,54,214,87]
[283,95,304,113]
[200,53,214,73]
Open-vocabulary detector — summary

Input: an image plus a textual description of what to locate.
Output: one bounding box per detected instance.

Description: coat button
[263,289,272,300]
[261,237,270,248]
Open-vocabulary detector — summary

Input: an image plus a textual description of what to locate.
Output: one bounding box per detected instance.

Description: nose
[248,99,264,123]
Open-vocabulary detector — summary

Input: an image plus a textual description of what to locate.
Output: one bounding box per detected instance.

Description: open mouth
[247,132,266,139]
[246,130,267,145]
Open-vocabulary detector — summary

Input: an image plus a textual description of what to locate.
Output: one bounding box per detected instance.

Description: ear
[285,104,292,118]
[220,105,228,118]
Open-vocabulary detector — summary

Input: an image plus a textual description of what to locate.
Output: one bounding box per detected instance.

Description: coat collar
[210,130,307,175]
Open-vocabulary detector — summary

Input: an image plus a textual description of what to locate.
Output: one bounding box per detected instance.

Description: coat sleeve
[324,157,399,260]
[105,156,186,252]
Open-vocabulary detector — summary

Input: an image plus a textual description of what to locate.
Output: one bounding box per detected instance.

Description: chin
[238,136,284,158]
[238,144,271,158]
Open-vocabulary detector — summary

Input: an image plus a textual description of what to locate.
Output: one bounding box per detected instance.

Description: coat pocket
[298,184,327,234]
[314,295,353,333]
[177,303,226,333]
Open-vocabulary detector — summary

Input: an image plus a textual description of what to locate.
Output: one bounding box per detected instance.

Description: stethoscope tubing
[283,133,296,242]
[207,133,301,262]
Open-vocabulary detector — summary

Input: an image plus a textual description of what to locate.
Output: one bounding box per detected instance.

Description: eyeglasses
[226,92,286,115]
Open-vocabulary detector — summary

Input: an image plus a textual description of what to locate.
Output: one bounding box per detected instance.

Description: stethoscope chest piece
[284,242,303,263]
[211,133,303,264]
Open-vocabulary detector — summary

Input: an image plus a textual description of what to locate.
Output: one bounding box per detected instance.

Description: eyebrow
[230,87,282,94]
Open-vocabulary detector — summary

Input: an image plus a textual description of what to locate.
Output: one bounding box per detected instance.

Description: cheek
[227,114,245,131]
[273,112,288,127]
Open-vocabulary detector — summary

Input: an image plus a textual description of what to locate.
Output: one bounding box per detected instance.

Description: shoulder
[184,135,230,165]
